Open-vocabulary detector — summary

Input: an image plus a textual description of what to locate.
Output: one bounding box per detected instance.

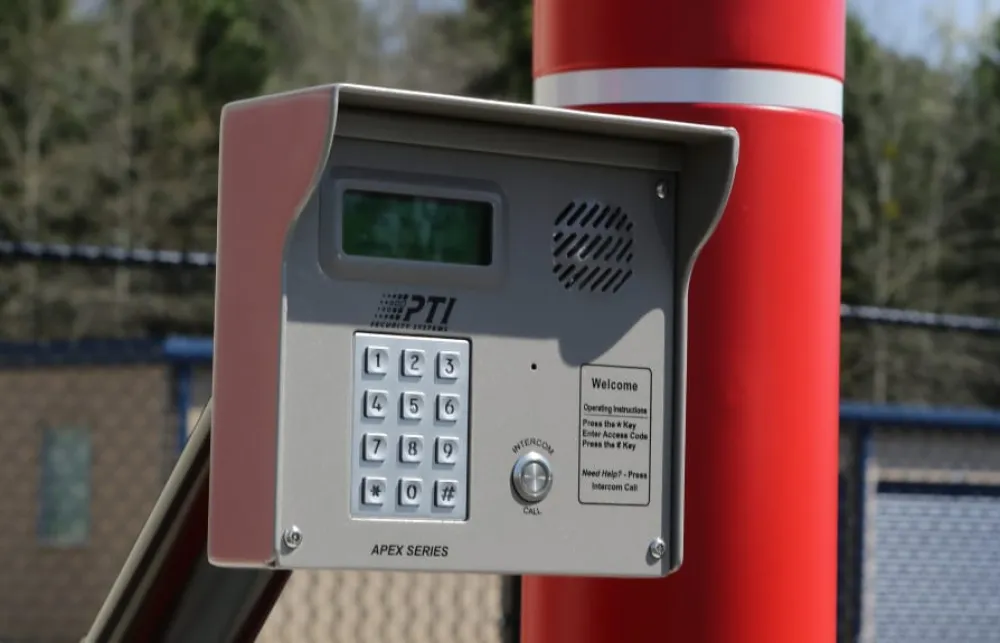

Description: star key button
[363,477,387,506]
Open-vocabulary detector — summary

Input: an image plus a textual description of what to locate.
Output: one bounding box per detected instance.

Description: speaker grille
[551,200,634,293]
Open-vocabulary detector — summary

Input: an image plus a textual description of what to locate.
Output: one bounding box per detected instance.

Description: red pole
[526,2,844,642]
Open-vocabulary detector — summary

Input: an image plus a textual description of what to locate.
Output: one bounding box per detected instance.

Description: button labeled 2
[402,349,426,377]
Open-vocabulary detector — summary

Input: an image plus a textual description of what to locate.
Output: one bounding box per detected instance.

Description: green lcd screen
[341,189,494,266]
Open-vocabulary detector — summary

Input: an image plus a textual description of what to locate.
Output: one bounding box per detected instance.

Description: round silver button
[511,451,553,503]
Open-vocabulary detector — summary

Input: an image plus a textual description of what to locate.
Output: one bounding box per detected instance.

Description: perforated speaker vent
[552,200,635,293]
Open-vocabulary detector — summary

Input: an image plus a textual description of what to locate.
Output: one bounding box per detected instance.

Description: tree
[461,0,531,101]
[840,9,1000,405]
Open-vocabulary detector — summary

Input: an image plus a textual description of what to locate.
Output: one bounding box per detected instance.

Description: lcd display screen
[341,189,494,266]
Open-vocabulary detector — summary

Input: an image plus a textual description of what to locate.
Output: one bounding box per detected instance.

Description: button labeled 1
[365,346,389,375]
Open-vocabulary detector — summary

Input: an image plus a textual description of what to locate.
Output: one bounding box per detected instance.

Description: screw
[648,537,666,561]
[282,525,303,550]
[655,181,669,199]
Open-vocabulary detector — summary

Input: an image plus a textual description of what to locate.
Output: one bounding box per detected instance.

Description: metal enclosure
[208,84,738,578]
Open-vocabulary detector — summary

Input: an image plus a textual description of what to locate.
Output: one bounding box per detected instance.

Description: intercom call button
[511,451,553,503]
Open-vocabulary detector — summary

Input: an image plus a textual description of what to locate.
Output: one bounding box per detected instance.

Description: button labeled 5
[400,392,425,420]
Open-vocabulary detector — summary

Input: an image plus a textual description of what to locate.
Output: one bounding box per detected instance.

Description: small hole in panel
[530,363,537,371]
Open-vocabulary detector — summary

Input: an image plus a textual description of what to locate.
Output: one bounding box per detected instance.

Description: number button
[362,477,387,505]
[365,346,389,375]
[398,478,423,507]
[364,390,389,418]
[437,351,461,380]
[363,433,388,462]
[434,480,459,508]
[437,394,460,422]
[400,392,425,420]
[435,437,460,465]
[401,349,426,377]
[400,435,424,463]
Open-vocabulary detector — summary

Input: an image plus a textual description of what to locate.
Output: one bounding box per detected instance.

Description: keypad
[351,332,470,521]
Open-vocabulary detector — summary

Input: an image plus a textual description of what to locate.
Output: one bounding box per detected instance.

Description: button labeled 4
[364,390,389,418]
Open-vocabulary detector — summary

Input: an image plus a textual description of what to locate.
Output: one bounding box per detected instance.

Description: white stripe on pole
[534,67,844,118]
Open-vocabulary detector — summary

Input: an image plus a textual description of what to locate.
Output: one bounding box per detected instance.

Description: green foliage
[188,0,273,113]
[463,0,532,101]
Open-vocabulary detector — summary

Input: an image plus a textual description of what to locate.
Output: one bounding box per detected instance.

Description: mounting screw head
[655,181,669,200]
[648,537,666,561]
[282,525,303,550]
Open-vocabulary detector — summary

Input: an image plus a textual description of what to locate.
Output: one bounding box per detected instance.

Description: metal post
[527,1,845,641]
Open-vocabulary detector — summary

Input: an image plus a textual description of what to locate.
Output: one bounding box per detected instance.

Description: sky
[851,0,1000,57]
[67,0,1000,61]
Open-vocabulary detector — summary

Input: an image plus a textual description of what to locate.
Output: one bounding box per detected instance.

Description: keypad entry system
[208,83,738,580]
[352,333,470,521]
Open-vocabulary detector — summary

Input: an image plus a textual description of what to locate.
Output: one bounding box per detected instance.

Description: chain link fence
[2,247,1000,642]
